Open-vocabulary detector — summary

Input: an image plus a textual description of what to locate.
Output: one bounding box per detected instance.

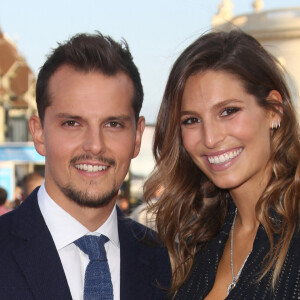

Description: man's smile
[75,164,110,172]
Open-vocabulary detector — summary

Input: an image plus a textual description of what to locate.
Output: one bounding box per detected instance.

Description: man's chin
[60,186,118,208]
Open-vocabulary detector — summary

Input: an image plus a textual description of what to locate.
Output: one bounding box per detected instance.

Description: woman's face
[180,70,273,193]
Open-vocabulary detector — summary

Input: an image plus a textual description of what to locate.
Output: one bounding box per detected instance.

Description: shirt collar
[37,182,120,250]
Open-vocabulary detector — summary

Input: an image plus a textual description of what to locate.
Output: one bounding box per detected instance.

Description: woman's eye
[221,107,240,117]
[181,117,200,125]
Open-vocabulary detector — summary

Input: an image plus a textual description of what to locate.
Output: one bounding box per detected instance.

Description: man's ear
[132,116,145,159]
[29,115,46,156]
[267,90,283,129]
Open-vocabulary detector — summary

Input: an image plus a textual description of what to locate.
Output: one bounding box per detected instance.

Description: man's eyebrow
[55,113,133,122]
[104,115,132,122]
[56,113,83,120]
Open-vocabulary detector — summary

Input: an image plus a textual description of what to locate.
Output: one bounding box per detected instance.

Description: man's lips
[70,154,116,173]
[70,154,116,166]
[74,163,109,172]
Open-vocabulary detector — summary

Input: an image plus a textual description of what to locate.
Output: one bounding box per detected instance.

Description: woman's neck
[229,185,262,231]
[229,165,272,231]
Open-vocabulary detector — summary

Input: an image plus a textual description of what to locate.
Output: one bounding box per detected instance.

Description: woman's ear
[267,90,283,130]
[29,115,46,156]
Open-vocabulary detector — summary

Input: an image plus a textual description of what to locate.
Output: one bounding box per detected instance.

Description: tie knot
[75,235,109,261]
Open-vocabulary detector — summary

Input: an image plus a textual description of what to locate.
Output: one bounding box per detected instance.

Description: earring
[271,119,281,130]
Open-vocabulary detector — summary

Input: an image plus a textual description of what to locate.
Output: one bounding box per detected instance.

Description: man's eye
[62,120,79,127]
[220,107,240,117]
[107,121,123,128]
[181,117,200,125]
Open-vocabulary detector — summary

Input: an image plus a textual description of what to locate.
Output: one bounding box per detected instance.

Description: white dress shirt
[37,182,120,300]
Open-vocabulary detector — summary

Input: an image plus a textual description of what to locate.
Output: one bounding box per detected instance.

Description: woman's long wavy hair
[144,30,300,296]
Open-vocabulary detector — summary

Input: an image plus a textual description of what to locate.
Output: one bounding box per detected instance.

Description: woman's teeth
[208,148,243,165]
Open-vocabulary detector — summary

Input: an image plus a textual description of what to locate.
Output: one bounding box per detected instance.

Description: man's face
[30,65,144,210]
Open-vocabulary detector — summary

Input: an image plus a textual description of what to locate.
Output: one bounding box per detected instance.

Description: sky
[0,0,299,124]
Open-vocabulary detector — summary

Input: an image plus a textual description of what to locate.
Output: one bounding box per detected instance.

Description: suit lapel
[11,190,72,300]
[117,208,158,300]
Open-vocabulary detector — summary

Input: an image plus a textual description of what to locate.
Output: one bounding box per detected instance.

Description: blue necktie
[75,235,114,300]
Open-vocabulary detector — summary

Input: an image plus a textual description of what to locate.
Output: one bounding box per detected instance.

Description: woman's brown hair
[144,30,300,296]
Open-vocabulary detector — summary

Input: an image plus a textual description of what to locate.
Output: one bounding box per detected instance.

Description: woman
[144,30,300,299]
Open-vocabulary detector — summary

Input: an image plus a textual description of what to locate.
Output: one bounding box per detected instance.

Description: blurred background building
[0,29,43,200]
[0,0,299,205]
[0,30,36,142]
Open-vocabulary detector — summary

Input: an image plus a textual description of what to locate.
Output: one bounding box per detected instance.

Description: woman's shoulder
[283,228,300,270]
[290,228,300,251]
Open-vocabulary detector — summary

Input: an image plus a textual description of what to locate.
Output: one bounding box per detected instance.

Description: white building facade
[212,0,300,114]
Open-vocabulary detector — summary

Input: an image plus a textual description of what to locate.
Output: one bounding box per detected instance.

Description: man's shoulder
[118,209,169,254]
[0,190,43,241]
[117,209,172,294]
[0,208,14,237]
[117,209,160,242]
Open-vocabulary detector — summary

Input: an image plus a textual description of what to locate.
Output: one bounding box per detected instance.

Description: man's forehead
[45,66,135,119]
[49,64,131,84]
[47,65,134,98]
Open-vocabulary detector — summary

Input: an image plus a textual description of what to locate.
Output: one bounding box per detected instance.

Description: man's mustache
[70,154,116,166]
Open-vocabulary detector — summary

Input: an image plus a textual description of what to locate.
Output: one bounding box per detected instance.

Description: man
[20,172,44,200]
[0,32,171,299]
[0,187,10,216]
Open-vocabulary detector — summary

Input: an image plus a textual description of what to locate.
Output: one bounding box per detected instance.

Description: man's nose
[82,127,106,155]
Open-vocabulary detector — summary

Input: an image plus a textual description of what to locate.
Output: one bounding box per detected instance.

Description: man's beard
[59,153,118,208]
[59,183,119,208]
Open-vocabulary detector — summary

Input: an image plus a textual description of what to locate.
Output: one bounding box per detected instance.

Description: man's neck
[53,197,117,232]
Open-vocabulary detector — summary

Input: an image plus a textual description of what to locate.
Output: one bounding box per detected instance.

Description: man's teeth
[75,164,108,172]
[208,148,243,165]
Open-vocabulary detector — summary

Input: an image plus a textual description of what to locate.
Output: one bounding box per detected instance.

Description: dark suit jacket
[0,188,171,299]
